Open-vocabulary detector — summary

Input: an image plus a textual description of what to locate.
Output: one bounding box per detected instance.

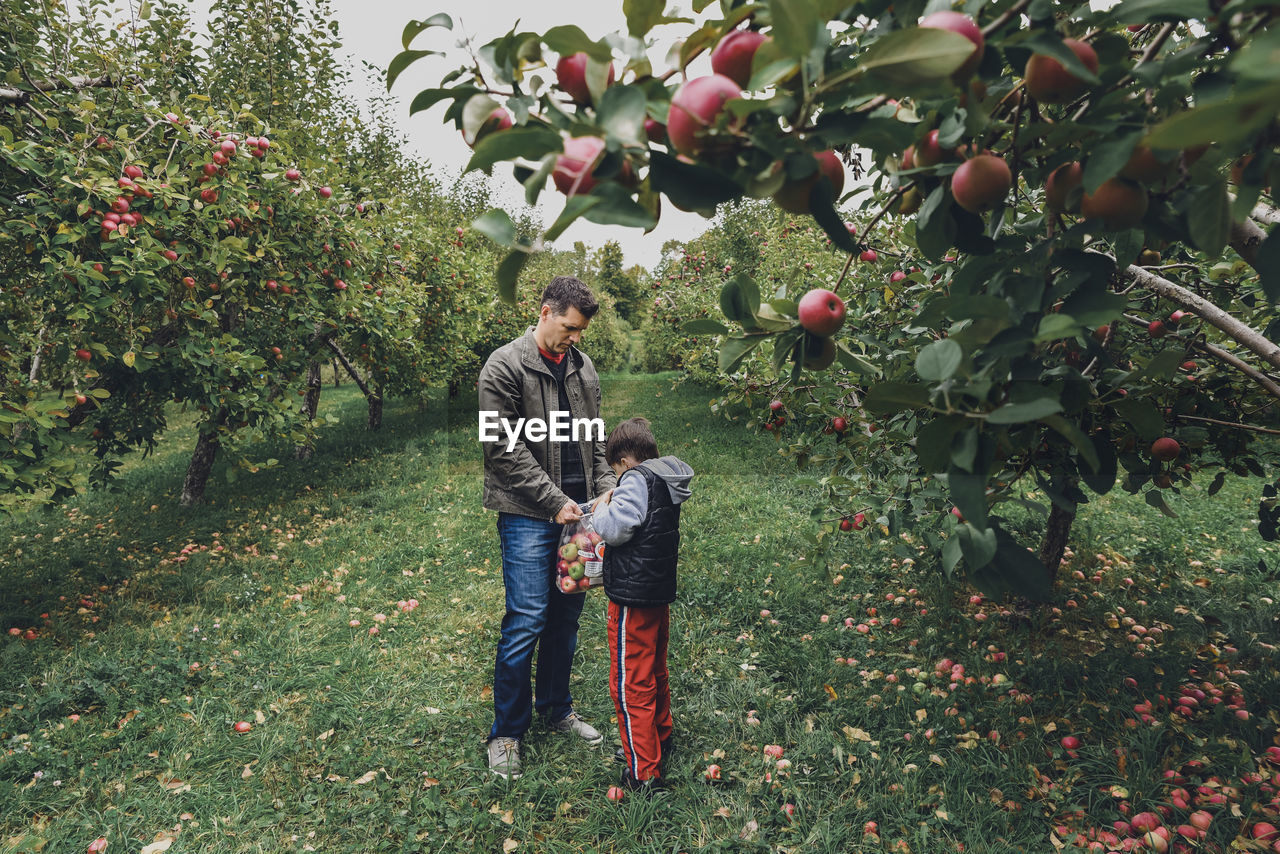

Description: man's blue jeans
[489,512,586,740]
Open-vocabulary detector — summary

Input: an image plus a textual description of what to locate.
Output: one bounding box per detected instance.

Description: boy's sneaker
[549,711,604,745]
[487,737,522,780]
[619,769,669,797]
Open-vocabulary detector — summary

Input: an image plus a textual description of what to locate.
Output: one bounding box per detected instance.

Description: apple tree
[397,0,1280,598]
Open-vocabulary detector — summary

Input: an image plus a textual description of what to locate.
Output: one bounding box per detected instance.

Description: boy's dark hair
[606,417,659,465]
[540,276,599,319]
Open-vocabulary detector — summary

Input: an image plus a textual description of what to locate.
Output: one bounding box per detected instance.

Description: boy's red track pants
[607,600,672,782]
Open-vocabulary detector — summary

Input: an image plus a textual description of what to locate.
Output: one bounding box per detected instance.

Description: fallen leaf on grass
[157,775,191,793]
[253,710,266,724]
[352,770,378,785]
[424,707,441,715]
[842,725,872,743]
[822,684,838,701]
[140,834,176,854]
[714,807,732,819]
[489,805,514,825]
[317,729,334,741]
[502,839,519,853]
[241,765,254,780]
[422,777,439,788]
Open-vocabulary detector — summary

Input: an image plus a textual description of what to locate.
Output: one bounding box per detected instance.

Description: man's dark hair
[606,417,659,465]
[540,276,599,319]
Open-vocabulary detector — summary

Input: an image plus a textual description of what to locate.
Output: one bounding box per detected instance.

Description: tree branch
[1173,414,1280,436]
[324,339,372,397]
[1193,339,1280,401]
[1251,202,1280,227]
[0,74,124,104]
[1123,264,1280,372]
[1230,216,1267,269]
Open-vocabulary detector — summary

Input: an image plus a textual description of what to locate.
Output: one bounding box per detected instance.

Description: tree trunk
[332,357,341,387]
[1038,501,1076,581]
[295,360,323,460]
[180,411,227,506]
[368,382,383,431]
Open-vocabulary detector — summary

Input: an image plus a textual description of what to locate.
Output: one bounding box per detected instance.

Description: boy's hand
[592,489,614,512]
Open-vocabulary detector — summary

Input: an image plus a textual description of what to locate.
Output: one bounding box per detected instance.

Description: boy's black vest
[602,465,680,607]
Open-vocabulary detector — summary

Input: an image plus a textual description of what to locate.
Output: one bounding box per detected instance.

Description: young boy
[588,417,693,792]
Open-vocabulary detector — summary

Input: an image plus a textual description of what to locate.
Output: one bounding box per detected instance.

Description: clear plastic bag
[556,514,605,594]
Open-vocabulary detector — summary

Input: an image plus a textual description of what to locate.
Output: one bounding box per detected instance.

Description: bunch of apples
[557,527,604,593]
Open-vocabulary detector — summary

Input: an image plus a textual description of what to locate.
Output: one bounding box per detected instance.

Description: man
[478,275,617,780]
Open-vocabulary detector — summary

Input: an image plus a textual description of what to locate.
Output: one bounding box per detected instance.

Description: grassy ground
[1,374,1278,854]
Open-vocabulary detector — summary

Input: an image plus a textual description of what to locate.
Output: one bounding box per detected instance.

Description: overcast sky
[329,0,721,269]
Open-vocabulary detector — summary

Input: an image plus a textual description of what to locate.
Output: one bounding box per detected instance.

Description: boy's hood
[637,456,693,504]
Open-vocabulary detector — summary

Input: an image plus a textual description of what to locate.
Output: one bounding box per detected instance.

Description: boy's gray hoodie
[583,456,693,546]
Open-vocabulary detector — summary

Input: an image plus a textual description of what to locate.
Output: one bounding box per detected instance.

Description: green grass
[2,374,1278,853]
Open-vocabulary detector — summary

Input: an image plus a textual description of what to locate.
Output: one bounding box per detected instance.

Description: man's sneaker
[549,711,604,745]
[487,737,522,780]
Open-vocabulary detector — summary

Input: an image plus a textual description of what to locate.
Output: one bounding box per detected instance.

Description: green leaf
[809,182,860,253]
[917,415,967,473]
[387,49,441,91]
[987,396,1062,424]
[1081,431,1118,494]
[860,27,975,88]
[719,336,763,372]
[1082,130,1143,194]
[543,25,612,63]
[466,125,563,174]
[649,152,743,215]
[623,0,665,37]
[915,185,956,261]
[683,318,729,334]
[982,529,1052,601]
[402,13,452,49]
[915,339,963,382]
[409,86,479,116]
[1113,398,1164,440]
[545,195,602,242]
[1144,83,1280,149]
[473,210,516,247]
[1187,178,1231,257]
[955,522,998,570]
[1042,415,1100,472]
[1257,230,1280,303]
[769,0,821,60]
[138,0,151,18]
[496,250,530,304]
[864,382,930,414]
[1109,0,1208,22]
[720,274,761,325]
[597,85,647,147]
[950,472,989,529]
[1145,489,1179,518]
[461,94,501,145]
[1033,313,1080,343]
[1231,27,1280,82]
[581,183,658,230]
[835,340,878,375]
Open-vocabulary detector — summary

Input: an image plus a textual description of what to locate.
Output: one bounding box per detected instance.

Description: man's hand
[591,489,614,513]
[554,500,584,525]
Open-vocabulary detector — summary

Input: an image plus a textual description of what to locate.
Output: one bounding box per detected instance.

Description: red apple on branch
[918,12,984,82]
[797,288,847,337]
[552,136,607,197]
[667,75,742,156]
[951,154,1012,213]
[555,52,614,106]
[709,29,769,88]
[1024,39,1098,104]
